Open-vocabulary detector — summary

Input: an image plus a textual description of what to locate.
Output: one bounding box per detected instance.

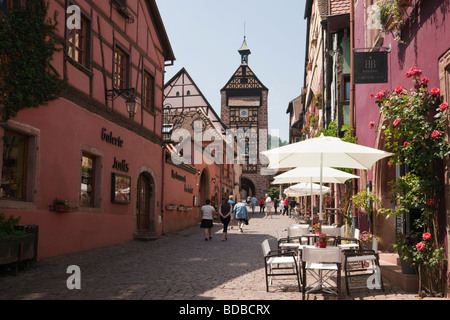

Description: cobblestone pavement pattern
[0,210,446,300]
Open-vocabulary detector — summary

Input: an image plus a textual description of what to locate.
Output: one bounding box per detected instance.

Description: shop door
[137,173,154,232]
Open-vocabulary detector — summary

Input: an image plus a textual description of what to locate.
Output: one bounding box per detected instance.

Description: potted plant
[318,233,328,248]
[53,198,73,212]
[313,223,320,235]
[359,230,381,251]
[351,190,382,233]
[376,0,404,42]
[0,213,38,273]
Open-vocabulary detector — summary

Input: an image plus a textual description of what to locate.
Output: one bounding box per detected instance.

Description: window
[80,154,95,207]
[1,130,27,200]
[114,46,128,90]
[143,71,154,110]
[67,14,90,67]
[0,0,23,10]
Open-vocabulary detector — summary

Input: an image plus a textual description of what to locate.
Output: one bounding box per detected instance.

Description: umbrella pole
[319,153,323,223]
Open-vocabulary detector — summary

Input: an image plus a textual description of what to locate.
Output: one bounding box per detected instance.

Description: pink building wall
[1,0,174,259]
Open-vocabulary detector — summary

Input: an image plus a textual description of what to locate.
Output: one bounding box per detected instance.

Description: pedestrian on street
[250,195,257,214]
[259,197,265,213]
[200,199,216,241]
[289,197,297,217]
[219,200,232,241]
[264,193,273,219]
[283,197,289,215]
[228,195,236,230]
[278,197,285,213]
[274,197,278,214]
[233,198,249,233]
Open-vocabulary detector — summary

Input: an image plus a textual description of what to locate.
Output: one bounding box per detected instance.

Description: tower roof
[238,37,251,54]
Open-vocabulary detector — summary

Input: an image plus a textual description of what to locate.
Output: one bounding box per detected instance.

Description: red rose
[395,86,403,94]
[427,199,434,206]
[403,141,409,147]
[370,93,375,99]
[422,233,431,240]
[393,118,401,126]
[431,88,440,96]
[421,77,429,85]
[431,131,440,138]
[369,121,375,129]
[375,90,386,101]
[416,242,426,251]
[439,102,448,111]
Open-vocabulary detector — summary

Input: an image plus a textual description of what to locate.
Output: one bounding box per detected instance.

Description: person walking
[278,197,285,213]
[250,195,257,214]
[233,198,249,233]
[274,197,279,214]
[218,200,232,241]
[289,197,297,218]
[228,195,236,230]
[259,197,265,213]
[283,197,289,215]
[200,199,216,241]
[264,193,273,219]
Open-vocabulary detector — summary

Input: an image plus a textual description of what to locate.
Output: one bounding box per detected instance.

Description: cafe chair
[287,225,310,245]
[261,239,301,292]
[276,230,299,251]
[337,228,361,250]
[343,237,385,294]
[301,246,342,299]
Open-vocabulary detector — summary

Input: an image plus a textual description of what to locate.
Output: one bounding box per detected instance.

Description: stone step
[379,252,418,293]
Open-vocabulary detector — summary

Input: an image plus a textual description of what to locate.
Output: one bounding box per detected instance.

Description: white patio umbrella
[271,166,359,185]
[283,182,331,196]
[261,134,393,220]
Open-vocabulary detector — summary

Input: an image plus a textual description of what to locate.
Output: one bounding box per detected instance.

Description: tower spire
[238,35,251,65]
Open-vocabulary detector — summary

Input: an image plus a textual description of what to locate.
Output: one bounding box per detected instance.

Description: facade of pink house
[0,0,175,259]
[354,0,449,279]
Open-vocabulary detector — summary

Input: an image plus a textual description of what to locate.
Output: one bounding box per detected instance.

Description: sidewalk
[0,209,445,301]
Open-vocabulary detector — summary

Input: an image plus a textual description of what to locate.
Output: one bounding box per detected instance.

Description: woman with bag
[219,200,232,241]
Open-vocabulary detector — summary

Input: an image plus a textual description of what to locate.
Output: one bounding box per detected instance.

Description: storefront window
[1,130,27,200]
[80,153,95,207]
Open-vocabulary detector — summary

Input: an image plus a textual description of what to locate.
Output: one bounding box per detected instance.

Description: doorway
[136,172,155,232]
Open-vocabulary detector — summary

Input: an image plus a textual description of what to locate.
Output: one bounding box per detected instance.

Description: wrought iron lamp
[105,88,139,120]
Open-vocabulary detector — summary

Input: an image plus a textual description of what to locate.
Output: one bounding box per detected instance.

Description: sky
[155,0,307,142]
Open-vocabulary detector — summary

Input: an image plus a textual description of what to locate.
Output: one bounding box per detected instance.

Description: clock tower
[220,37,270,200]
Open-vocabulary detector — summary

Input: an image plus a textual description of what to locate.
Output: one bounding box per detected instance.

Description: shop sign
[112,157,129,172]
[101,128,124,147]
[171,170,186,182]
[354,51,388,84]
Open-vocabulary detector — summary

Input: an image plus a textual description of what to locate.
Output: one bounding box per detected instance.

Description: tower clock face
[239,108,249,118]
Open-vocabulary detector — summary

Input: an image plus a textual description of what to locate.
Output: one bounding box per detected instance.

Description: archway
[240,177,256,200]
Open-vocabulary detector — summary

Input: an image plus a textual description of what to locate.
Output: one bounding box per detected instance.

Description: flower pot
[318,241,327,248]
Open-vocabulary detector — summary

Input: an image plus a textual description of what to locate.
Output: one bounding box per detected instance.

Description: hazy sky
[156,0,307,142]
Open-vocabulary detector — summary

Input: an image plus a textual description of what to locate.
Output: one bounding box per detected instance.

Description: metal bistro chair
[338,228,361,251]
[261,239,301,292]
[343,237,385,294]
[276,230,300,251]
[301,246,342,299]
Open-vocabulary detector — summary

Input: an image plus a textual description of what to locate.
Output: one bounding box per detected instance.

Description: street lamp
[105,87,139,120]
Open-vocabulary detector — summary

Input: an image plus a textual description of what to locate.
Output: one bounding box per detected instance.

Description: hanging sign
[354,51,388,84]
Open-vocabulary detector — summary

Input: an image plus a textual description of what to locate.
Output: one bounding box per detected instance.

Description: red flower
[403,141,410,147]
[375,90,386,101]
[431,88,440,96]
[395,86,403,94]
[427,199,434,206]
[393,118,401,126]
[370,93,375,99]
[431,131,440,138]
[369,121,375,129]
[416,242,426,251]
[439,102,448,111]
[422,233,431,240]
[421,77,429,85]
[406,67,422,78]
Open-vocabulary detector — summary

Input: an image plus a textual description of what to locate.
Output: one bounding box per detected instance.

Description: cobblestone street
[2,209,444,304]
